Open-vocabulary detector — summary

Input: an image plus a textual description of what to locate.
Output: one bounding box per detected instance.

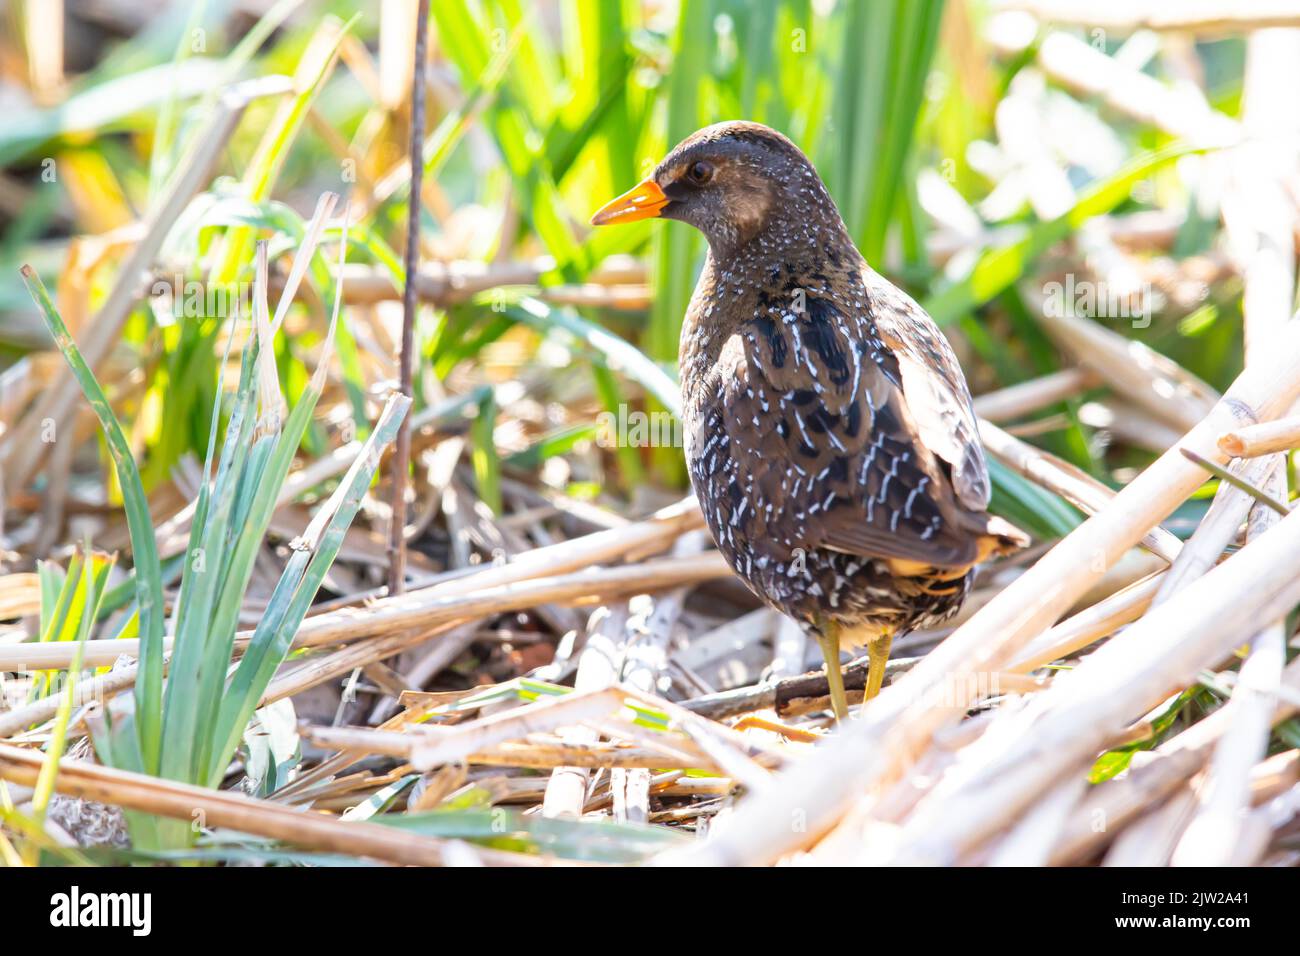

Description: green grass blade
[26,542,99,862]
[207,394,411,785]
[590,365,644,488]
[986,457,1083,541]
[21,266,166,775]
[471,389,503,515]
[507,296,681,416]
[207,14,357,287]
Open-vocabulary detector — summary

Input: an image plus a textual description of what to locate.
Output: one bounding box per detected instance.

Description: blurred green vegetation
[0,0,1257,524]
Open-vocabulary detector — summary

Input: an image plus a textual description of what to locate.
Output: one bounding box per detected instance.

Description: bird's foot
[813,615,849,723]
[858,631,894,718]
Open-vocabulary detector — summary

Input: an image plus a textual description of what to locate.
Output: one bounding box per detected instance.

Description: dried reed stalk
[0,666,142,739]
[610,533,706,821]
[1077,400,1185,453]
[1049,660,1300,865]
[257,621,464,707]
[1226,757,1300,864]
[0,573,40,618]
[0,742,552,866]
[989,20,1241,143]
[882,499,1300,864]
[322,259,647,306]
[386,0,432,597]
[972,367,1099,422]
[1170,31,1300,865]
[542,606,626,818]
[0,499,711,672]
[1009,572,1161,672]
[1,553,728,672]
[1219,414,1300,457]
[1151,455,1280,605]
[1034,306,1220,432]
[1001,0,1300,34]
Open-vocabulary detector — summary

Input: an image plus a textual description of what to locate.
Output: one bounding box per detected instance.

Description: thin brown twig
[387,0,431,598]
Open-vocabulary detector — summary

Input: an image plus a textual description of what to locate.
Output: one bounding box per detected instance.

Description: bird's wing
[703,290,988,570]
[863,268,992,511]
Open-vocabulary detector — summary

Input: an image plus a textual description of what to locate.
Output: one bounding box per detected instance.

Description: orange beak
[590,178,669,226]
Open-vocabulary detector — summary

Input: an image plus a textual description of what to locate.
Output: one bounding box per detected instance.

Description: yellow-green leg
[863,630,894,704]
[814,616,849,722]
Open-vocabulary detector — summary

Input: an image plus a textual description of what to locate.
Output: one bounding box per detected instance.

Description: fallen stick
[300,723,717,772]
[972,367,1100,423]
[681,656,919,720]
[0,741,555,867]
[1,554,728,670]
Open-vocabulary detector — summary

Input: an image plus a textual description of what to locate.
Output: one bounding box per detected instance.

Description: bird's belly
[685,447,969,637]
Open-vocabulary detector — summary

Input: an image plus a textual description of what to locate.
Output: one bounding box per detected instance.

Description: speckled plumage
[635,122,1024,650]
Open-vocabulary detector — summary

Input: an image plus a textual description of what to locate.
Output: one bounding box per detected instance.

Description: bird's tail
[972,514,1031,563]
[890,514,1028,582]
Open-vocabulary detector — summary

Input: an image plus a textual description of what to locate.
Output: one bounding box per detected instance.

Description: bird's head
[590,121,839,256]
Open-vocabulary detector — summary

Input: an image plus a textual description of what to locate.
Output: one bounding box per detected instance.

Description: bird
[590,121,1026,720]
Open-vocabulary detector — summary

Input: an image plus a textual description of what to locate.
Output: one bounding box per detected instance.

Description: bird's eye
[686,161,714,185]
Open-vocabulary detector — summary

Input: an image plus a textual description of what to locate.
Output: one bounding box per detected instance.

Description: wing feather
[696,284,995,572]
[865,270,992,511]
